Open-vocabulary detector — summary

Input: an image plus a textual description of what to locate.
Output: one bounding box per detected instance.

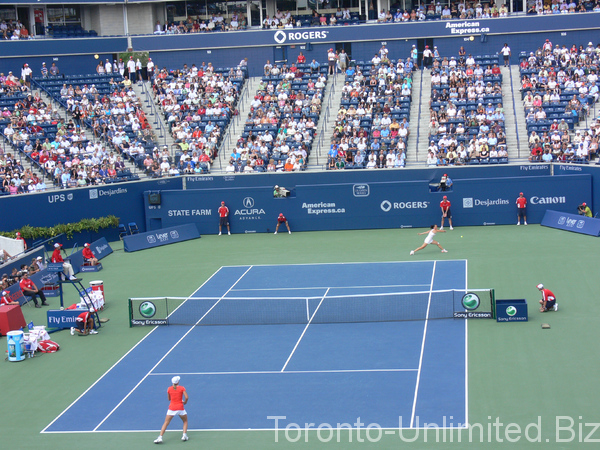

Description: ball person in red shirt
[516,192,527,226]
[537,283,558,312]
[82,243,99,266]
[71,310,97,335]
[15,231,27,251]
[440,195,453,230]
[218,201,231,236]
[274,213,291,235]
[154,376,189,443]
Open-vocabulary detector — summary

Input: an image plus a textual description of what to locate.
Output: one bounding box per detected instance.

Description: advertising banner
[123,224,201,252]
[541,210,600,236]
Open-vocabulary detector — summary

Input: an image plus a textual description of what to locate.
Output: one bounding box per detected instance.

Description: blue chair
[118,224,128,239]
[128,222,139,235]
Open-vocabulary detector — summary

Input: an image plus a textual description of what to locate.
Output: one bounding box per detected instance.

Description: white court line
[148,368,418,376]
[91,266,254,432]
[229,283,431,292]
[280,288,330,372]
[223,260,464,268]
[409,260,437,428]
[41,266,228,434]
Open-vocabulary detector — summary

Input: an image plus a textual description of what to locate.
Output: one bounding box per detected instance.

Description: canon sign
[530,196,566,205]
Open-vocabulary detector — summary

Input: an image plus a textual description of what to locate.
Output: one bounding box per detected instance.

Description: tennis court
[44,260,470,433]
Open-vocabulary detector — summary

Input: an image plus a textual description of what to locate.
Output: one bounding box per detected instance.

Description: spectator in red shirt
[82,243,99,266]
[297,52,306,64]
[274,213,291,235]
[51,243,78,280]
[1,290,19,306]
[218,201,230,236]
[19,272,48,308]
[440,195,454,230]
[15,231,27,251]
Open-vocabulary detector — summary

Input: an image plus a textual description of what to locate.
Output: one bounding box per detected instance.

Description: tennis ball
[461,235,463,238]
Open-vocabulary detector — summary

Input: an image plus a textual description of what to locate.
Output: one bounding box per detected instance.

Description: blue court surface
[44,261,469,433]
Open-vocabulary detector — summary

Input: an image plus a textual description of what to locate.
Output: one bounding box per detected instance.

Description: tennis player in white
[410,225,448,255]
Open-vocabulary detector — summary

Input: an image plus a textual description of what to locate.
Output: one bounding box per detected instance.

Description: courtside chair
[118,224,128,240]
[128,222,139,235]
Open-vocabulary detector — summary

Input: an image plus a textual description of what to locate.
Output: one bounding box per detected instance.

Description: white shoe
[182,434,188,441]
[69,275,78,280]
[70,327,75,335]
[274,231,277,234]
[441,249,448,253]
[228,231,231,235]
[218,231,221,235]
[524,222,527,225]
[154,436,163,444]
[89,329,98,335]
[553,303,558,311]
[450,226,453,230]
[440,226,443,230]
[517,222,520,225]
[288,231,291,234]
[410,250,414,255]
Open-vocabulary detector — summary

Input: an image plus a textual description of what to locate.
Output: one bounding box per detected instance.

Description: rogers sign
[274,30,329,44]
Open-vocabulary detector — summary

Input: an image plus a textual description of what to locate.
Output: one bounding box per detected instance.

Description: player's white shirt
[424,229,436,244]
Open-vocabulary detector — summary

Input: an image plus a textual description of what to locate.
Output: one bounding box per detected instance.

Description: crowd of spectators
[328,45,413,170]
[426,48,507,166]
[521,39,600,163]
[225,58,324,173]
[0,20,31,40]
[152,62,244,176]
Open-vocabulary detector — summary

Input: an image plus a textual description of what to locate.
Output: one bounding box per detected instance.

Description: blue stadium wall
[1,165,597,238]
[1,14,599,77]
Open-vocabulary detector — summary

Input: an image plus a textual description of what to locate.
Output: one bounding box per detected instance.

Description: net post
[165,297,170,326]
[128,298,133,328]
[491,289,496,319]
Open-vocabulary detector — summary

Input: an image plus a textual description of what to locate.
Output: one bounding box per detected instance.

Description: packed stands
[328,53,413,170]
[427,52,507,166]
[153,63,247,175]
[520,40,600,163]
[227,61,325,173]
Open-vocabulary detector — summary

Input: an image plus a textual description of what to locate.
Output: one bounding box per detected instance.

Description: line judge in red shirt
[154,376,189,443]
[82,243,99,266]
[440,195,454,230]
[19,272,48,308]
[51,243,77,280]
[218,201,231,236]
[537,283,558,312]
[516,192,527,226]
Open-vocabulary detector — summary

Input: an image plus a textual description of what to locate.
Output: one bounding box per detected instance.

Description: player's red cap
[582,202,587,206]
[443,195,447,199]
[221,201,225,204]
[279,213,284,217]
[519,192,523,195]
[443,173,447,176]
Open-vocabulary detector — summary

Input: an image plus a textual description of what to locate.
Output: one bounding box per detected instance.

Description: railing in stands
[316,69,338,167]
[508,66,521,159]
[139,78,167,149]
[415,68,424,163]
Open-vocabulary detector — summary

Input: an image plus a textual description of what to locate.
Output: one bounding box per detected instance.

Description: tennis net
[128,289,494,327]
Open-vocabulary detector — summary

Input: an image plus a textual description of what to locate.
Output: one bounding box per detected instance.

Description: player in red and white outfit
[440,195,453,230]
[218,201,230,236]
[274,213,291,235]
[516,192,527,226]
[52,243,77,280]
[154,376,189,443]
[72,310,97,335]
[537,283,558,312]
[82,243,99,266]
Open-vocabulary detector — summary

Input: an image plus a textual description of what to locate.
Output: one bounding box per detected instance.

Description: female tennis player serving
[410,225,448,255]
[154,376,189,444]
